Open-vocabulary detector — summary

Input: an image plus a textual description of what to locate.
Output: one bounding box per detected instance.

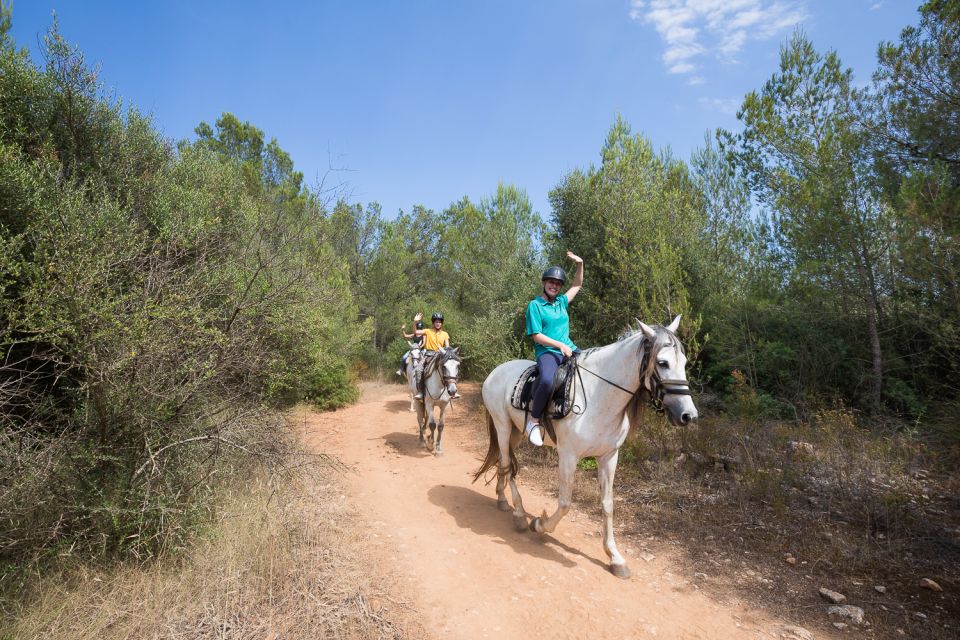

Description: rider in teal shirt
[524,251,584,446]
[525,294,577,358]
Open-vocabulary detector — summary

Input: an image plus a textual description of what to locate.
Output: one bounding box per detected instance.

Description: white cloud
[698,96,742,115]
[631,0,808,75]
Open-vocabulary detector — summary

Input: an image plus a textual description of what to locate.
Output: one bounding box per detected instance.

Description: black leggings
[530,351,564,420]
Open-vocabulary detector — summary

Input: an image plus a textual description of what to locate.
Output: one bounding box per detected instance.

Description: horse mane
[620,321,683,433]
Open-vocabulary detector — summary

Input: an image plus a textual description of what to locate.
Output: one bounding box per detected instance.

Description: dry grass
[458,388,960,640]
[3,456,423,640]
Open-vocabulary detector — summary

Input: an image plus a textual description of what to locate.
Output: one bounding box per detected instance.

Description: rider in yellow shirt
[413,311,453,398]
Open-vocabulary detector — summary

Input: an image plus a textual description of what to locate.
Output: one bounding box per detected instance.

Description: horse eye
[657,360,668,368]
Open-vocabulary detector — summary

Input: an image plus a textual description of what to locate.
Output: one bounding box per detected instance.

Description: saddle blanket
[509,359,577,419]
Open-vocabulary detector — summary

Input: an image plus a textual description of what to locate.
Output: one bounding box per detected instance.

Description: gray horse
[416,347,461,457]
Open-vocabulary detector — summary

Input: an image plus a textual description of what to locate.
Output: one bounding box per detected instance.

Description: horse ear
[667,315,682,333]
[637,321,656,338]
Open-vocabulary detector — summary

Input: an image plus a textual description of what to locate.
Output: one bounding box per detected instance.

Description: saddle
[510,355,579,420]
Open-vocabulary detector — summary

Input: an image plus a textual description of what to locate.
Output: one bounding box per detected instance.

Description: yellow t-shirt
[423,328,450,351]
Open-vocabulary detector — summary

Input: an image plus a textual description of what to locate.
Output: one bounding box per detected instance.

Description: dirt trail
[304,382,809,640]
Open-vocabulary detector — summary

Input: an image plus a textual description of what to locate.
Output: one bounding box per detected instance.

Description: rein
[576,363,639,396]
[574,335,692,414]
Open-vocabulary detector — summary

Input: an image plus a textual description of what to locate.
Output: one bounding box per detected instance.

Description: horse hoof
[513,515,529,532]
[529,517,544,534]
[609,563,631,579]
[497,499,511,512]
[434,450,443,457]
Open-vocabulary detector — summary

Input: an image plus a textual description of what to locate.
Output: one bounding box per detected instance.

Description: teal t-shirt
[525,294,577,358]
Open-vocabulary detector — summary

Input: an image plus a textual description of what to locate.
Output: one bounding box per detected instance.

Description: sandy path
[304,382,803,640]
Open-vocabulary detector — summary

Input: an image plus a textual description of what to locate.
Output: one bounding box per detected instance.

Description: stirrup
[414,392,423,399]
[525,421,543,447]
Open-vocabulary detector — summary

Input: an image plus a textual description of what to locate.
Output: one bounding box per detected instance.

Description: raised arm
[564,251,584,302]
[412,312,426,337]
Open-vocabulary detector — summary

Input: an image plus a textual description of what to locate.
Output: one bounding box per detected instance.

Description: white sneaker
[395,369,403,376]
[525,421,543,447]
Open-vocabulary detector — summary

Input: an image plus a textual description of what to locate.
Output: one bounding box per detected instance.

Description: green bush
[0,21,362,578]
[305,358,360,410]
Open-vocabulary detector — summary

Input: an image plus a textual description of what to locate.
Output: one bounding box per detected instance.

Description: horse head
[637,315,698,426]
[440,347,461,396]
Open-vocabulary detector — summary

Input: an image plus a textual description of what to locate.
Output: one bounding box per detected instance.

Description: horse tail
[472,407,518,484]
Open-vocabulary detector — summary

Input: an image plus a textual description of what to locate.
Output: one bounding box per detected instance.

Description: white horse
[473,317,697,578]
[416,347,461,457]
[403,343,423,412]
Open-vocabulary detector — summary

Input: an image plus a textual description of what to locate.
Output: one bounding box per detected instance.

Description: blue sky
[9,1,920,220]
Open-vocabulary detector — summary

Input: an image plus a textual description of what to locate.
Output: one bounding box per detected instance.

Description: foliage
[549,117,704,353]
[0,18,359,578]
[728,31,892,413]
[863,0,960,420]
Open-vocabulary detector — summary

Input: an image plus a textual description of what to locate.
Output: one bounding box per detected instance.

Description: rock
[786,556,798,565]
[819,587,847,604]
[781,624,815,640]
[874,585,886,594]
[914,612,928,620]
[832,622,848,630]
[787,440,813,456]
[828,605,865,625]
[919,578,942,592]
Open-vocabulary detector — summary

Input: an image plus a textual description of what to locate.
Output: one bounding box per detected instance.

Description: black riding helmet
[541,266,567,284]
[431,312,444,322]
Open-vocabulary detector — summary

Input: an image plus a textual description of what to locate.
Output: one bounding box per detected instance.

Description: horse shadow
[427,484,607,571]
[383,399,414,414]
[382,431,432,459]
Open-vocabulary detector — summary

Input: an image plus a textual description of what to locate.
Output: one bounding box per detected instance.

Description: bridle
[642,346,693,412]
[575,331,692,414]
[424,349,461,400]
[440,354,460,388]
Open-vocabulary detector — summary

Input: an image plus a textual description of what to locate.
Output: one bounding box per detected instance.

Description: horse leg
[417,401,427,443]
[422,399,435,451]
[407,365,417,412]
[597,449,630,579]
[531,449,576,534]
[493,421,530,530]
[434,404,446,456]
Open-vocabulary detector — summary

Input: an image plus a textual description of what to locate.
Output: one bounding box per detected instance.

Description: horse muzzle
[662,395,698,426]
